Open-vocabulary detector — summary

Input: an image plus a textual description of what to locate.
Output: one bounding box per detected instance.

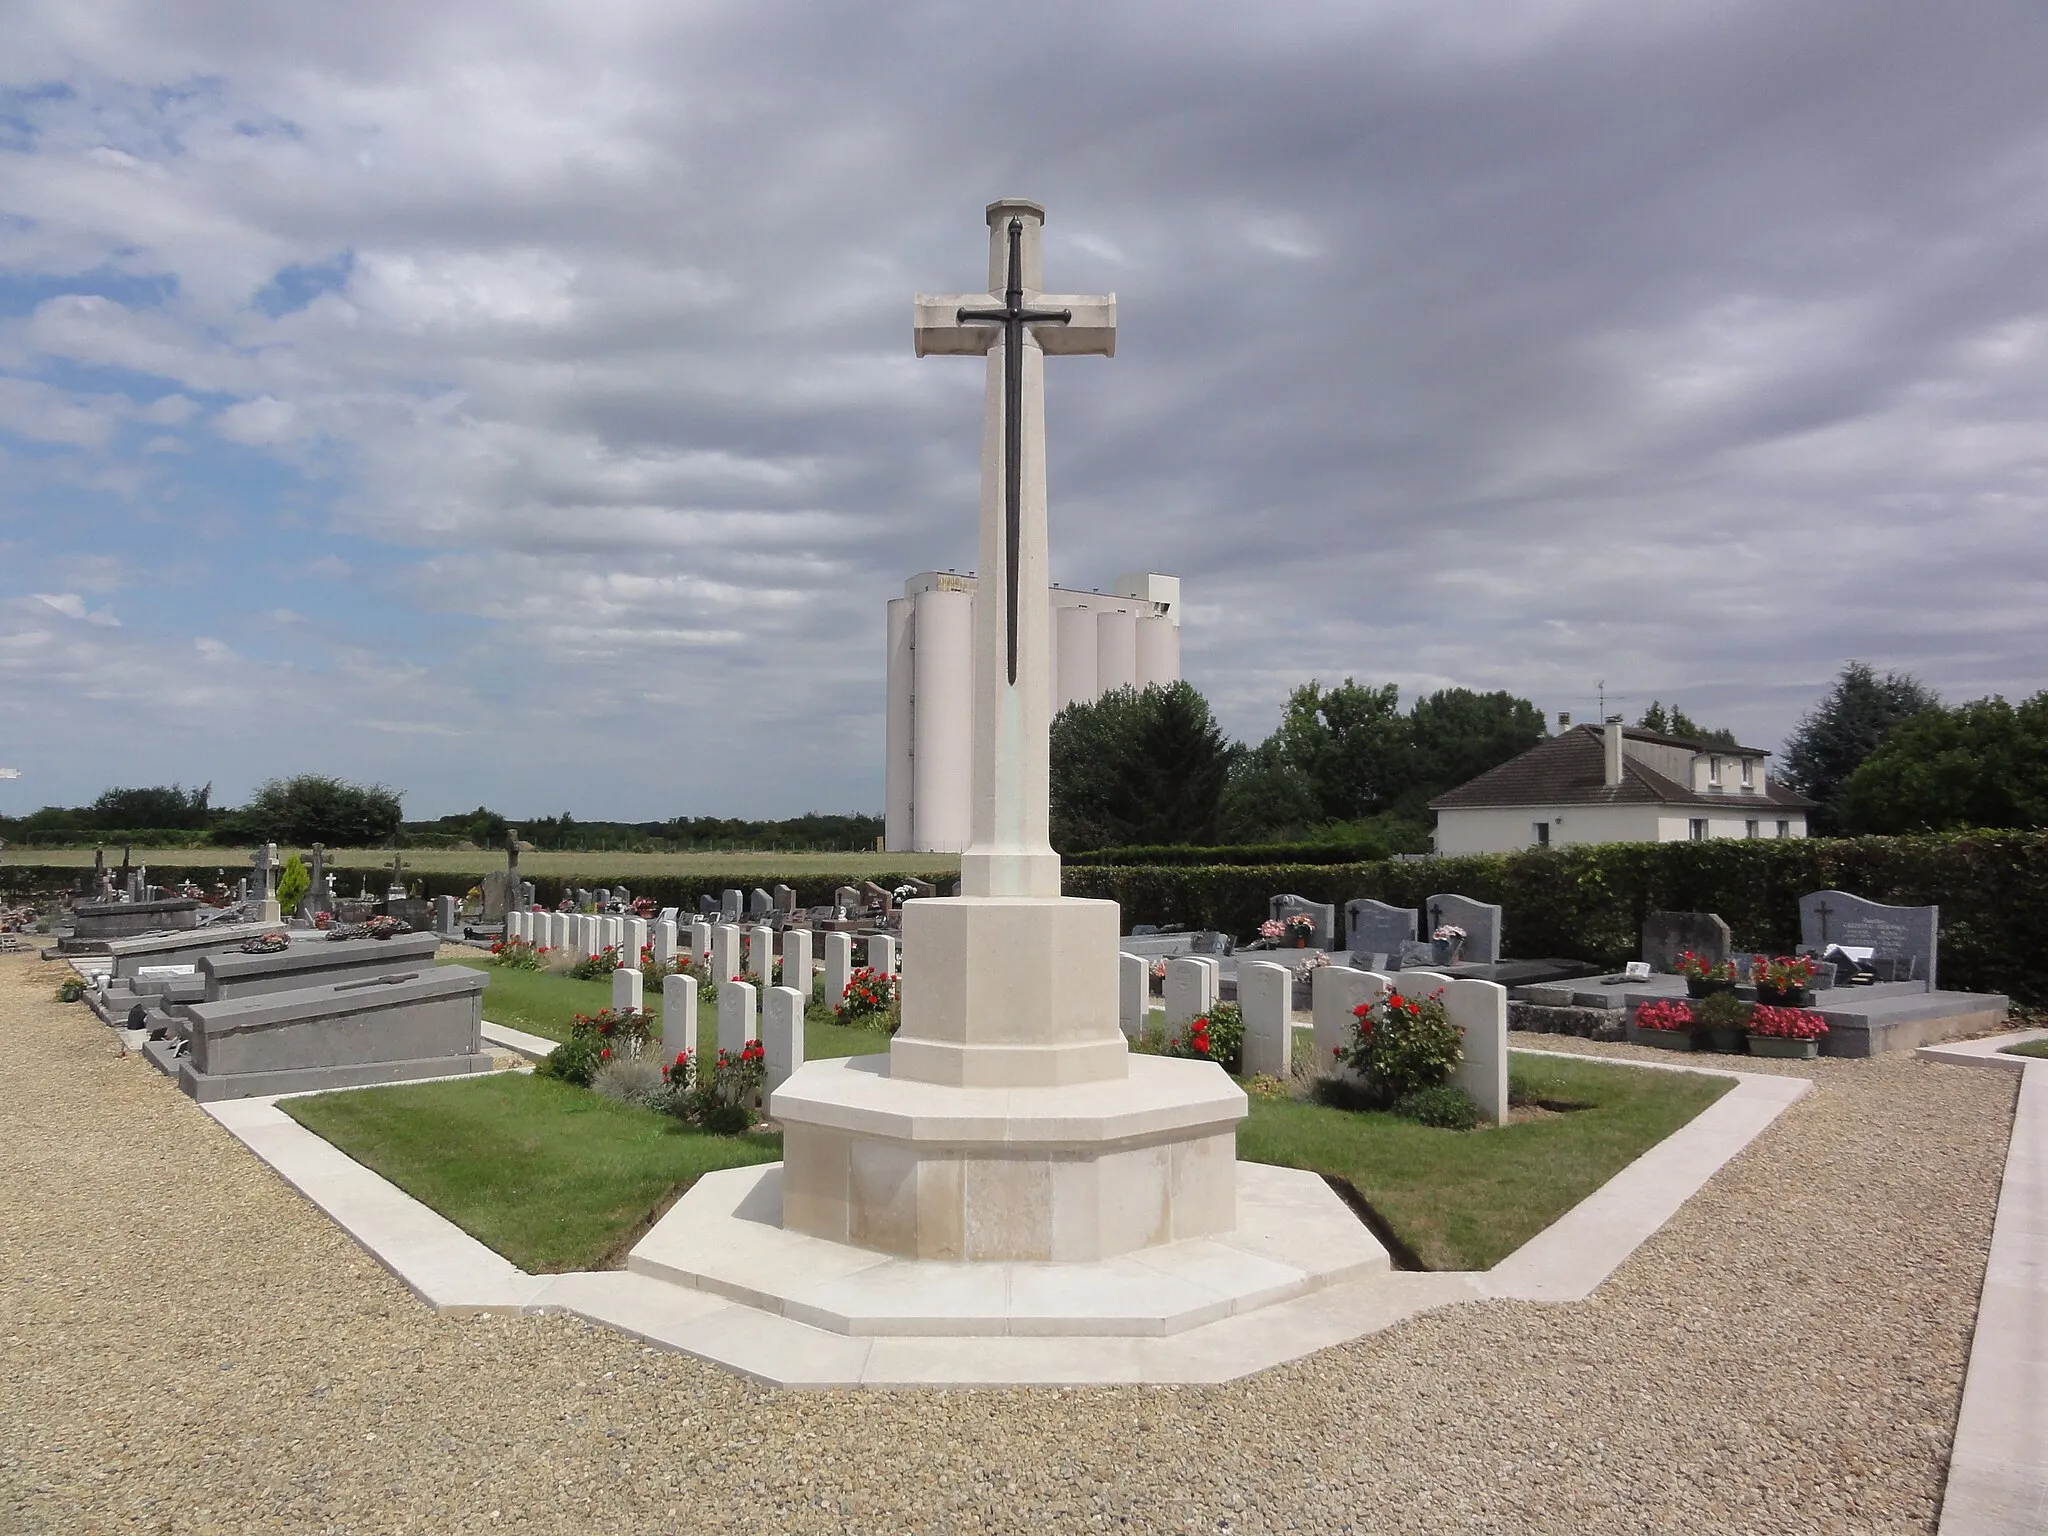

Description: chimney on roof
[1557,711,1571,729]
[1604,715,1625,787]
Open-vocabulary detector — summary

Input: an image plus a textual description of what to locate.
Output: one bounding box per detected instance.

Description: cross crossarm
[913,293,1117,357]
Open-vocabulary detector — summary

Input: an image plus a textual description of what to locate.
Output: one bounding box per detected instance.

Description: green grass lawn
[1999,1038,2048,1059]
[445,957,886,1063]
[1237,1052,1733,1270]
[280,1073,781,1272]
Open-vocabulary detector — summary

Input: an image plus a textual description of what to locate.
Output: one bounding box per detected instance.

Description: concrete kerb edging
[1920,1032,2048,1536]
[181,1046,1813,1388]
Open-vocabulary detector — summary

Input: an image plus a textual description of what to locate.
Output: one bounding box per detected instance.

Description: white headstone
[624,916,648,962]
[1238,960,1293,1079]
[689,919,712,967]
[1396,970,1507,1125]
[1312,964,1389,1085]
[583,917,605,961]
[763,985,806,1098]
[865,934,896,976]
[653,918,678,968]
[611,964,644,1015]
[781,928,813,998]
[747,923,775,984]
[661,972,698,1063]
[718,979,758,1056]
[711,924,743,985]
[1117,951,1146,1038]
[1163,957,1215,1032]
[823,931,855,1011]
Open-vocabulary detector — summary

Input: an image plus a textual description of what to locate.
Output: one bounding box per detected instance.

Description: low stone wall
[1508,1001,1625,1042]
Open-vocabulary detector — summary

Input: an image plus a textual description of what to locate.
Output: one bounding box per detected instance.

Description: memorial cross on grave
[915,199,1115,898]
[252,842,279,902]
[1811,899,1835,945]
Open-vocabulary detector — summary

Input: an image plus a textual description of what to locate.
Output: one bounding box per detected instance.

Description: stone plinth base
[771,1053,1246,1262]
[630,1158,1384,1336]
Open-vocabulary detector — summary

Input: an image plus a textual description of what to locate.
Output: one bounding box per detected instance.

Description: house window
[1777,819,1790,838]
[1708,755,1723,787]
[1745,820,1759,839]
[1689,818,1708,841]
[1741,758,1755,789]
[1533,821,1550,846]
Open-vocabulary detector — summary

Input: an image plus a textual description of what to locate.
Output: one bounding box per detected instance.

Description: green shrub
[55,977,85,1004]
[536,1034,604,1087]
[591,1055,666,1108]
[1692,991,1752,1031]
[1167,999,1245,1074]
[568,946,622,980]
[1340,987,1463,1107]
[666,1040,766,1135]
[1390,1084,1481,1130]
[835,967,900,1032]
[276,853,310,916]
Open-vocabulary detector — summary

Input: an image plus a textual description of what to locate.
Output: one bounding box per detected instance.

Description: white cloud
[32,592,120,626]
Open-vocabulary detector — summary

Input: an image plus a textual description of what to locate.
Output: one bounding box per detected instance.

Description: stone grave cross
[1811,898,1834,944]
[251,841,282,923]
[915,199,1115,899]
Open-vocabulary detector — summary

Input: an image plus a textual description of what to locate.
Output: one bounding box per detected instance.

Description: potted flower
[1693,990,1751,1053]
[1676,950,1738,998]
[1257,918,1286,945]
[1750,954,1819,1008]
[1628,997,1697,1051]
[1431,924,1467,965]
[1284,912,1317,949]
[1748,1004,1827,1059]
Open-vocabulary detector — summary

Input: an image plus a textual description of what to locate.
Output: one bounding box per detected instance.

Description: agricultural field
[7,847,960,879]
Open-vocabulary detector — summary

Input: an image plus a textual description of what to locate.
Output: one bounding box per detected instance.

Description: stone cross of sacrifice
[252,842,279,901]
[915,200,1115,899]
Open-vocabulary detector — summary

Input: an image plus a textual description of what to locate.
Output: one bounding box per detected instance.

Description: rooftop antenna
[1595,679,1630,719]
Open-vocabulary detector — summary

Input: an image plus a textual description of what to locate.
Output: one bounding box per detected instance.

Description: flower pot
[1292,937,1310,949]
[1755,985,1811,1008]
[1432,939,1465,965]
[1627,1023,1697,1052]
[1747,1034,1820,1059]
[1706,1024,1748,1054]
[1686,977,1737,1000]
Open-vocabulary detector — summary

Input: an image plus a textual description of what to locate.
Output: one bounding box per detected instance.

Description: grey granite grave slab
[196,932,443,1004]
[175,964,491,1102]
[1344,898,1416,961]
[1642,911,1732,974]
[65,897,203,950]
[103,922,287,982]
[1269,893,1337,950]
[1801,889,1938,991]
[1425,893,1502,964]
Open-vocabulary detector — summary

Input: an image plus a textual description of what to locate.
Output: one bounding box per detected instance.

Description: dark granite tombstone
[1642,911,1733,974]
[1800,890,1938,990]
[1344,898,1416,962]
[1424,893,1502,964]
[1268,893,1336,950]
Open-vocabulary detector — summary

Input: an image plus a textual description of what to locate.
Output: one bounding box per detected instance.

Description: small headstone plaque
[1425,893,1502,964]
[1642,911,1733,974]
[1800,890,1937,990]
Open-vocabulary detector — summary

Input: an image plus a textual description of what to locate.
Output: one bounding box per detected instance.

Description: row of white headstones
[1125,954,1511,1125]
[502,909,900,1097]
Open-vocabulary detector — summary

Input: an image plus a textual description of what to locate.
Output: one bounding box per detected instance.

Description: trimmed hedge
[1062,830,2048,1006]
[1065,839,1387,868]
[10,830,2040,1003]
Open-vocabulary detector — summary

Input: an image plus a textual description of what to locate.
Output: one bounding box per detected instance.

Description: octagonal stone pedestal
[772,1053,1246,1261]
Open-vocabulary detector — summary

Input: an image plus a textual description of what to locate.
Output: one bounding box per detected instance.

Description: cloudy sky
[2,1,2044,822]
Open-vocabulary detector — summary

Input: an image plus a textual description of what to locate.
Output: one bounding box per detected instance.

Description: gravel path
[1,949,2016,1534]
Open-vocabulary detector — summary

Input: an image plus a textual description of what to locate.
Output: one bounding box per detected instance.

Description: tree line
[1049,664,2048,853]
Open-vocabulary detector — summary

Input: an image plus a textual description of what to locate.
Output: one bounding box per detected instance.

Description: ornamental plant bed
[279,1073,780,1272]
[1628,998,1697,1051]
[1748,1004,1827,1059]
[1237,1052,1733,1271]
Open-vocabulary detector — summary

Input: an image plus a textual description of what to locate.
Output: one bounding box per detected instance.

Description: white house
[1428,717,1813,855]
[884,571,1182,853]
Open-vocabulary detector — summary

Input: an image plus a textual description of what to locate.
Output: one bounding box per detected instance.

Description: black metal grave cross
[1813,900,1834,943]
[955,218,1071,685]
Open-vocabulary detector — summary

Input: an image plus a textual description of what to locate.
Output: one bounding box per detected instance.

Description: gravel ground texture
[0,947,2017,1535]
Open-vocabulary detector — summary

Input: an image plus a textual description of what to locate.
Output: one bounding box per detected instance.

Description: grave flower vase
[1626,1023,1696,1052]
[1747,1034,1820,1059]
[1755,985,1811,1008]
[1432,938,1464,966]
[1686,977,1737,1000]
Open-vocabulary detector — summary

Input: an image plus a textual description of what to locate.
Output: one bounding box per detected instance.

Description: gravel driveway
[0,948,2015,1534]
